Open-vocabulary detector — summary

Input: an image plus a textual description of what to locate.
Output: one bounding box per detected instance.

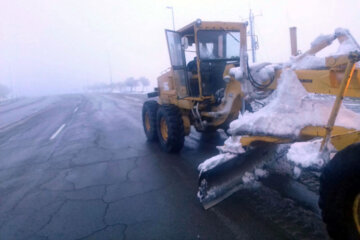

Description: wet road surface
[0,94,329,240]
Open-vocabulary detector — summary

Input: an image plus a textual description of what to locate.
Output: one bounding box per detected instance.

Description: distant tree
[0,84,11,99]
[87,82,111,92]
[115,81,126,92]
[138,77,150,92]
[125,77,138,92]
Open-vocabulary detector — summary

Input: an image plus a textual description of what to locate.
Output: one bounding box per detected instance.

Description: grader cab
[143,20,249,152]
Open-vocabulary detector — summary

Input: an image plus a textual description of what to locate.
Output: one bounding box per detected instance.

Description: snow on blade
[228,69,360,139]
[198,153,237,173]
[217,136,245,154]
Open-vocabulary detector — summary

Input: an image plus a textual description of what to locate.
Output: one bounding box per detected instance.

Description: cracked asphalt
[0,93,330,240]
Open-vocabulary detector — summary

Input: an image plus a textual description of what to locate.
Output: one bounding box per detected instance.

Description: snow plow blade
[198,145,278,209]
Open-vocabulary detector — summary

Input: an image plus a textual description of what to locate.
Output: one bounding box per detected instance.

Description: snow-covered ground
[0,96,61,130]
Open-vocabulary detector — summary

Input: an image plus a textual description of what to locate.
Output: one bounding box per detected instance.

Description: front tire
[142,100,158,141]
[319,143,360,240]
[156,105,185,153]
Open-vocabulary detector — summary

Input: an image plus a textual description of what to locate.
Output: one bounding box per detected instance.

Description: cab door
[165,30,189,98]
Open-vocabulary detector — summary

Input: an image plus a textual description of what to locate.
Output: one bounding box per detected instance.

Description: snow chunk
[228,69,360,138]
[229,67,243,80]
[286,28,360,70]
[230,63,276,83]
[242,172,255,184]
[217,136,245,154]
[293,166,302,178]
[334,28,360,55]
[335,28,349,37]
[198,153,237,173]
[250,63,276,84]
[254,168,268,178]
[311,34,335,48]
[290,55,325,70]
[286,139,324,168]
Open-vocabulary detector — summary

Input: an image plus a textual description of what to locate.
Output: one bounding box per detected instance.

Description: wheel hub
[145,113,151,131]
[160,117,168,141]
[353,193,360,234]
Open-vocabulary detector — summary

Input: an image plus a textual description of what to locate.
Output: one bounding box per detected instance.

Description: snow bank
[228,69,360,138]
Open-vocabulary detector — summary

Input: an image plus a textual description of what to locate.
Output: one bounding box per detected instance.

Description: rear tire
[142,100,158,141]
[156,105,185,153]
[319,143,360,240]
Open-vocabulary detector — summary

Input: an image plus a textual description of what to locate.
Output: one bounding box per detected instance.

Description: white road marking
[73,107,79,113]
[50,124,66,140]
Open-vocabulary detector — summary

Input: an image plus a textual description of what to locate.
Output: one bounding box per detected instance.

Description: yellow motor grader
[142,20,248,152]
[142,19,360,239]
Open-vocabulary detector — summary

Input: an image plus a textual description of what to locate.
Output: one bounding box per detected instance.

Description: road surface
[0,94,329,240]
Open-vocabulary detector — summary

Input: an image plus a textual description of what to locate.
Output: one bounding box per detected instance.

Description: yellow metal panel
[181,114,191,136]
[299,126,357,138]
[290,69,360,98]
[240,136,291,147]
[197,21,243,31]
[238,126,360,150]
[330,131,360,151]
[175,99,194,110]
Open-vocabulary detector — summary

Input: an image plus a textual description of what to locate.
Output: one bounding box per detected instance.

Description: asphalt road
[0,94,329,240]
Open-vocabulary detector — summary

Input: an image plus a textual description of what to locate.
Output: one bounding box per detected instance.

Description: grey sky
[0,0,359,96]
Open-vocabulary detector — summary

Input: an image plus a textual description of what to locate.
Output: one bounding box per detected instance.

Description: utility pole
[241,9,261,63]
[166,6,175,30]
[249,9,256,63]
[106,50,113,90]
[9,64,15,99]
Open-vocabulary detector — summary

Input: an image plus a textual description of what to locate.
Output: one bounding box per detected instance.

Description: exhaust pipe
[289,27,298,56]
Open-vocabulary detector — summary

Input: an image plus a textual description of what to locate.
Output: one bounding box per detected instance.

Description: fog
[0,0,359,96]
